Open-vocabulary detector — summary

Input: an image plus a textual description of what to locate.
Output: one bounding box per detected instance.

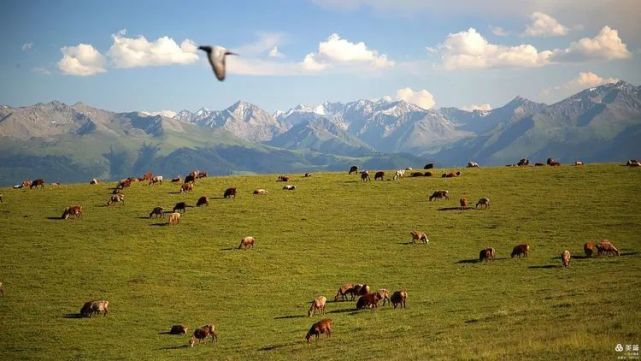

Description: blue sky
[1,0,640,113]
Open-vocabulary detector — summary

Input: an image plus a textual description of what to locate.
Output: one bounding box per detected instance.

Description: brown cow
[377,289,391,306]
[390,290,407,309]
[171,176,182,183]
[116,179,131,190]
[476,197,490,209]
[196,196,209,207]
[169,325,188,335]
[626,160,641,167]
[411,172,423,177]
[511,244,530,258]
[180,182,194,193]
[353,284,370,297]
[459,197,468,209]
[168,212,181,225]
[334,283,355,301]
[277,175,290,182]
[149,207,164,218]
[517,158,529,166]
[31,179,45,189]
[360,171,371,182]
[238,236,256,250]
[584,241,597,257]
[356,292,382,310]
[184,174,196,184]
[304,172,312,177]
[561,250,571,267]
[308,296,327,317]
[479,247,496,262]
[547,158,561,166]
[0,282,4,296]
[253,189,268,195]
[173,202,192,213]
[306,318,332,343]
[61,205,82,219]
[349,166,358,175]
[424,171,433,177]
[191,324,217,345]
[374,171,384,181]
[429,190,449,201]
[597,240,619,256]
[21,179,32,188]
[224,187,237,198]
[442,171,461,178]
[107,194,125,206]
[80,300,109,317]
[410,230,429,244]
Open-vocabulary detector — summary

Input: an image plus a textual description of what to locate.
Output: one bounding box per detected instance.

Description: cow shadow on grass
[456,257,509,264]
[528,265,560,269]
[63,313,84,319]
[47,216,64,220]
[274,314,306,320]
[258,341,298,352]
[158,345,190,350]
[220,247,237,251]
[150,223,169,227]
[438,207,476,211]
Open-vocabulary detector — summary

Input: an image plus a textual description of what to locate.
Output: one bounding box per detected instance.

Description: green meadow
[0,164,640,360]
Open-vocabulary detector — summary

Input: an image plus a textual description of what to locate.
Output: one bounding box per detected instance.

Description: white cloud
[236,32,285,56]
[57,43,106,76]
[490,26,509,37]
[540,71,619,101]
[268,46,285,58]
[552,26,631,61]
[301,33,394,71]
[523,12,568,37]
[462,103,492,112]
[107,33,199,68]
[438,28,552,70]
[395,87,436,109]
[22,42,33,51]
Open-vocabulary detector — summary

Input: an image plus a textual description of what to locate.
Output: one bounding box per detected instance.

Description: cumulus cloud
[57,43,107,76]
[523,12,568,37]
[268,46,285,58]
[552,26,631,61]
[22,42,33,51]
[395,87,436,109]
[462,103,492,112]
[301,33,394,71]
[107,32,199,68]
[438,28,553,70]
[541,71,619,101]
[490,26,509,37]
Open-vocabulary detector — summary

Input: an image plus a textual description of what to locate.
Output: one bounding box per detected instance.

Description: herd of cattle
[1,159,632,348]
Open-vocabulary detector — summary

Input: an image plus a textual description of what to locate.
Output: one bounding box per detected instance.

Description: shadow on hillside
[621,251,639,256]
[150,223,169,227]
[274,314,306,320]
[63,313,84,319]
[438,207,475,211]
[258,341,297,351]
[220,247,237,251]
[456,259,480,264]
[528,265,560,269]
[327,308,357,315]
[47,216,64,220]
[158,345,190,350]
[397,241,428,245]
[158,331,186,335]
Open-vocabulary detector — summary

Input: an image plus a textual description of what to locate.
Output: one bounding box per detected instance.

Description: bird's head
[198,46,212,53]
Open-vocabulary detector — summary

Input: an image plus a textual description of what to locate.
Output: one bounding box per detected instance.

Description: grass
[0,164,640,360]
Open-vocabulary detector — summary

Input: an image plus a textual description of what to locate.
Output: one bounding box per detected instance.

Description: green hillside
[0,164,640,360]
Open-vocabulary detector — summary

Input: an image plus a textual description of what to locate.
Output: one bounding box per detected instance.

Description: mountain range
[0,81,639,185]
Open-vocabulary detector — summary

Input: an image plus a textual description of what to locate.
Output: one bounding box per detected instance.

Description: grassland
[0,164,640,360]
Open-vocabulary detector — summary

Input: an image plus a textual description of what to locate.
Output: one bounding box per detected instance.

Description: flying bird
[198,45,237,81]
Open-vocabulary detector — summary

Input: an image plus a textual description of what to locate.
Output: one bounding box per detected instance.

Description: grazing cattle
[306,318,332,343]
[22,180,32,188]
[184,174,196,184]
[238,236,256,250]
[308,296,327,317]
[277,175,290,182]
[116,179,132,190]
[626,160,641,167]
[171,176,182,183]
[517,158,529,166]
[0,194,2,203]
[356,292,382,310]
[390,290,407,309]
[169,325,188,335]
[334,283,355,301]
[410,230,429,244]
[61,205,82,219]
[476,197,490,209]
[534,162,545,166]
[584,241,597,257]
[511,244,530,258]
[192,324,217,345]
[180,182,194,193]
[51,182,61,187]
[429,190,449,201]
[424,171,433,177]
[374,171,385,181]
[0,282,3,296]
[459,197,468,209]
[196,171,208,179]
[149,176,163,185]
[597,240,619,256]
[479,247,496,262]
[393,169,405,180]
[253,188,268,195]
[353,284,370,297]
[411,172,423,177]
[574,161,584,166]
[224,187,237,198]
[283,185,296,190]
[107,194,125,206]
[196,196,209,207]
[561,250,571,268]
[90,178,99,185]
[349,166,359,175]
[547,158,561,166]
[360,171,371,182]
[149,207,164,218]
[377,289,391,306]
[467,161,479,168]
[424,163,434,169]
[31,179,45,189]
[173,202,192,213]
[168,212,181,225]
[304,172,312,177]
[142,171,153,182]
[442,171,461,178]
[80,300,109,317]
